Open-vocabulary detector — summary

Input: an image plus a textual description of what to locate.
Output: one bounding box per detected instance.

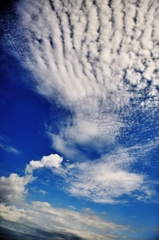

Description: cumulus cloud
[25,154,63,174]
[0,1,158,238]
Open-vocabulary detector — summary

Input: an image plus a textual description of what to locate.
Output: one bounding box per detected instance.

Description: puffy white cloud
[25,154,63,174]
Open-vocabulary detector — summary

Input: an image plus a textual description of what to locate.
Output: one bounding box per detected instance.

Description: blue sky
[0,0,159,239]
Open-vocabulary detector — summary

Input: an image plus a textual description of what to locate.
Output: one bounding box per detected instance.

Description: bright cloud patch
[65,162,144,203]
[25,154,63,174]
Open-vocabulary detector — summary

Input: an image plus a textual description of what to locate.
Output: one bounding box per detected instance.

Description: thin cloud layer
[0,143,22,155]
[49,111,123,159]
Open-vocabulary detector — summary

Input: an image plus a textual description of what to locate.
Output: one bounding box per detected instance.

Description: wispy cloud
[0,143,22,155]
[48,151,156,204]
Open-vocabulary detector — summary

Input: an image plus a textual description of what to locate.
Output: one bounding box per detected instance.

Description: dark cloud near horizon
[0,218,84,240]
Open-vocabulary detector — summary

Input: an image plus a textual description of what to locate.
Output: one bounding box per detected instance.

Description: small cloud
[39,190,47,196]
[0,144,22,155]
[25,154,63,174]
[28,188,47,196]
[68,205,76,210]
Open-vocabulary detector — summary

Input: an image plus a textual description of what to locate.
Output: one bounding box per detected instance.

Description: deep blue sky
[0,1,159,239]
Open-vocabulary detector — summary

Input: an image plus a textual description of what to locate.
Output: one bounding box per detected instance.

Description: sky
[0,0,159,239]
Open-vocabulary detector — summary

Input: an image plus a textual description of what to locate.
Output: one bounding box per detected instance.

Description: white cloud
[52,152,147,204]
[25,154,63,174]
[23,151,155,204]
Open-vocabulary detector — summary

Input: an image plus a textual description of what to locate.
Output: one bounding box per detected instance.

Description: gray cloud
[0,218,85,240]
[0,173,33,205]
